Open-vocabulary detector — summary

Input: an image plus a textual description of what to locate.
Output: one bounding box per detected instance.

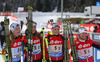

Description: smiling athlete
[75,27,100,62]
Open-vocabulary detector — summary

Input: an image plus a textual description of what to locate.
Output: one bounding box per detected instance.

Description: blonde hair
[9,31,15,42]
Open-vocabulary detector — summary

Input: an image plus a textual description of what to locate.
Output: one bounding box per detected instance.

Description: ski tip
[28,6,33,10]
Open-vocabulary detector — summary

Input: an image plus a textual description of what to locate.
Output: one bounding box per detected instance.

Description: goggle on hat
[79,27,87,34]
[52,23,60,29]
[26,21,37,26]
[33,21,37,26]
[10,23,20,32]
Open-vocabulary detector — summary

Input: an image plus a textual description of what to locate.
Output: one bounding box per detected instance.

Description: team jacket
[45,35,64,61]
[75,37,100,62]
[1,35,27,62]
[24,32,43,60]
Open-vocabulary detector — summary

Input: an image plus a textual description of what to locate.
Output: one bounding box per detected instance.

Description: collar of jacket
[12,34,20,39]
[52,34,59,37]
[33,31,37,36]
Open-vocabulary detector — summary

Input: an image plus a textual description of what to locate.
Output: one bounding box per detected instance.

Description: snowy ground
[0,56,3,62]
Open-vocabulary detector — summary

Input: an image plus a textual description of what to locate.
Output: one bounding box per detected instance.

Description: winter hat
[52,23,60,29]
[26,21,37,26]
[33,21,37,26]
[78,27,87,34]
[10,23,20,32]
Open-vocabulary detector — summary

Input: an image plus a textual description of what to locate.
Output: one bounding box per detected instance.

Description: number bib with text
[77,47,92,60]
[33,43,41,55]
[49,45,63,57]
[11,46,22,62]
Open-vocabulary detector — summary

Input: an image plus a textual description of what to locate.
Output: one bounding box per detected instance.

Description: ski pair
[26,6,33,62]
[63,22,70,62]
[66,21,78,62]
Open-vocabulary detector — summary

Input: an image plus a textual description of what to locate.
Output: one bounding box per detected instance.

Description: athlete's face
[79,32,87,40]
[52,27,60,35]
[33,25,36,34]
[13,26,21,37]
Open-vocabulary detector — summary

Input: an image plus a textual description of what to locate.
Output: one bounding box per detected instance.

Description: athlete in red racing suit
[24,21,43,62]
[45,23,64,62]
[75,27,100,62]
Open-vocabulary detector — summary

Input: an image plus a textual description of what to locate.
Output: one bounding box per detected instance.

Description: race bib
[77,47,92,60]
[49,45,63,57]
[11,46,22,61]
[33,43,41,55]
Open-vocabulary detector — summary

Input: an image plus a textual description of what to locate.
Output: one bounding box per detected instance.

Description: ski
[66,21,78,62]
[63,22,70,62]
[4,16,12,62]
[63,25,67,62]
[26,6,33,62]
[68,21,78,62]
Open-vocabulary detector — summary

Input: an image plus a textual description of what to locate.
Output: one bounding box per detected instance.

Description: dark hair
[35,31,38,39]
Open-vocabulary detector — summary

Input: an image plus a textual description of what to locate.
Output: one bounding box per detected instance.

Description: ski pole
[21,41,24,62]
[41,28,47,62]
[45,38,52,62]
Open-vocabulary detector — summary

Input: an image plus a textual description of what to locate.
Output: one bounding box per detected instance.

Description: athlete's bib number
[33,44,41,53]
[12,46,22,58]
[77,48,92,59]
[80,48,90,55]
[49,45,62,53]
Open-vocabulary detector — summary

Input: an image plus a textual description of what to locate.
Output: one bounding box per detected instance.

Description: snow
[12,12,84,23]
[0,16,4,22]
[52,7,57,12]
[0,56,4,62]
[11,12,85,33]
